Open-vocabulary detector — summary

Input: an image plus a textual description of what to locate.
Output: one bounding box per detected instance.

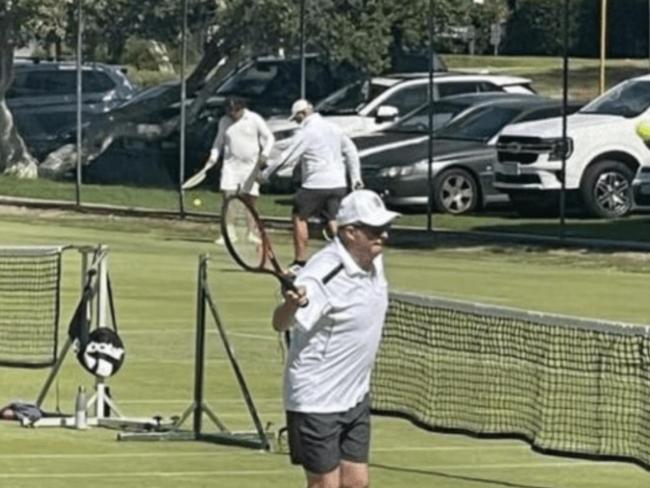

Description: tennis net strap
[371,292,650,466]
[0,247,63,368]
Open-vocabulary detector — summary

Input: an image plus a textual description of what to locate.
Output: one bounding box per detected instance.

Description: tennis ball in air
[636,121,650,141]
[193,198,202,207]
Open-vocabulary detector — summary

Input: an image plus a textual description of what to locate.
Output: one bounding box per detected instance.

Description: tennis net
[371,292,650,467]
[0,246,62,368]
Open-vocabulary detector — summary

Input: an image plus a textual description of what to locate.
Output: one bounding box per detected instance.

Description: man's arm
[258,131,305,183]
[272,286,308,332]
[255,114,276,164]
[205,116,227,167]
[341,134,363,189]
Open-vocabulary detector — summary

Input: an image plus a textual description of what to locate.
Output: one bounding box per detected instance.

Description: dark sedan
[362,94,580,214]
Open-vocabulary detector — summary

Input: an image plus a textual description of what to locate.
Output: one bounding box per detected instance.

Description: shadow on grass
[386,205,650,252]
[371,463,557,488]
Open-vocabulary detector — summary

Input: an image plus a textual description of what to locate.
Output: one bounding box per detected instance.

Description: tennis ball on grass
[193,198,202,207]
[636,121,650,141]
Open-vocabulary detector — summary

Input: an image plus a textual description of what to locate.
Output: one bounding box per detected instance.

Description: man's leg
[292,213,310,263]
[287,410,343,488]
[326,219,337,239]
[340,461,369,488]
[339,395,371,488]
[322,188,346,241]
[306,468,341,488]
[215,191,235,244]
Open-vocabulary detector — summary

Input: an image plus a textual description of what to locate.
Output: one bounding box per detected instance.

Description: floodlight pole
[560,0,569,236]
[599,0,607,95]
[75,0,83,207]
[299,0,306,99]
[426,0,435,233]
[178,0,189,217]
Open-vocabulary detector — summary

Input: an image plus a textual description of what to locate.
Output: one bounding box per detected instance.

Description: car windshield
[315,80,389,115]
[217,61,286,98]
[386,100,470,134]
[580,79,650,117]
[436,105,522,142]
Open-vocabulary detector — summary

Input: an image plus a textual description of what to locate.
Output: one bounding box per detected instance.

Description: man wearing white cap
[271,189,399,488]
[260,99,363,272]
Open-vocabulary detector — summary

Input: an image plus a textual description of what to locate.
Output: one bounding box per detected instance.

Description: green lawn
[1,209,649,487]
[3,175,650,246]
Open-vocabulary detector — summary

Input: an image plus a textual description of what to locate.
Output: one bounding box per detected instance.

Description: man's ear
[339,225,355,242]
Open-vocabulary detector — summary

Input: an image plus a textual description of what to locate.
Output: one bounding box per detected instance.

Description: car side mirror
[375,105,399,122]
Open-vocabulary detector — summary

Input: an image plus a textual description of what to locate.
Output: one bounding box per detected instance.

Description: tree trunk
[0,10,38,178]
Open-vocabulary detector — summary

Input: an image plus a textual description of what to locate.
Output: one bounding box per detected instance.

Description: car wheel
[433,168,479,214]
[580,160,634,218]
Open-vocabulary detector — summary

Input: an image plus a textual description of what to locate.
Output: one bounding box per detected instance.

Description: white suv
[268,72,535,138]
[494,75,650,218]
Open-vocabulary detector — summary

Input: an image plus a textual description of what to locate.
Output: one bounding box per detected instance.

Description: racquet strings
[223,198,265,268]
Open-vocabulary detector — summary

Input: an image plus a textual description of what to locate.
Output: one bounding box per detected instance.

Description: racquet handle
[280,276,309,308]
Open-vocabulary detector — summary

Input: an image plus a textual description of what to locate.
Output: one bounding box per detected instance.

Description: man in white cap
[260,99,363,272]
[271,189,399,488]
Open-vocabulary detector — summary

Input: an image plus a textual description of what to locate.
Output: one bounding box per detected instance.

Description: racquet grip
[280,276,309,308]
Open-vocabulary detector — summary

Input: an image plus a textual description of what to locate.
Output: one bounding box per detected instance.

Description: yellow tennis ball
[193,198,202,207]
[636,121,650,141]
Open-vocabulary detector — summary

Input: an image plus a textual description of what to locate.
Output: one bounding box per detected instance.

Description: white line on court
[0,451,259,460]
[0,470,289,479]
[122,329,277,341]
[0,461,621,479]
[117,398,282,404]
[0,445,553,461]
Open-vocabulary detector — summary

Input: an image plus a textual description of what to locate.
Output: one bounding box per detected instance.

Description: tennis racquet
[182,159,218,190]
[220,195,307,304]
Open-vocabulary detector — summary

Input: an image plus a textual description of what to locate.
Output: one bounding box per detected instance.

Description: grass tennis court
[1,207,650,487]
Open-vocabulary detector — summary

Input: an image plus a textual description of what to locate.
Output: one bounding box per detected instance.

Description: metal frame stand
[118,255,272,450]
[25,245,169,430]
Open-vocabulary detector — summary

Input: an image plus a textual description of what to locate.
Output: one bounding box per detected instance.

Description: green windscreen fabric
[371,292,650,467]
[0,247,63,368]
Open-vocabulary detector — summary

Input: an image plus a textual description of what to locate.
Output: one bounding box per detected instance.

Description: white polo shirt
[283,238,388,413]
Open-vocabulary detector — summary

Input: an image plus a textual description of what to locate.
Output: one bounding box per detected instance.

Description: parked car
[267,72,536,140]
[363,94,581,214]
[211,53,362,118]
[494,74,650,218]
[7,59,138,158]
[265,92,535,192]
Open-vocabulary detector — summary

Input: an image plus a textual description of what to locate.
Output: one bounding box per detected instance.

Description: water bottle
[75,386,87,430]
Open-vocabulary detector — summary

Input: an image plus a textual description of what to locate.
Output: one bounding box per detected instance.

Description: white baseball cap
[289,99,312,120]
[336,190,400,227]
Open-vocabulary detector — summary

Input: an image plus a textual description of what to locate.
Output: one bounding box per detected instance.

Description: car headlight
[378,167,399,178]
[548,137,573,161]
[379,165,420,178]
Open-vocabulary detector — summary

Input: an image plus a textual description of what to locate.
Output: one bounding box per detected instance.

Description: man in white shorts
[206,96,274,244]
[271,189,400,488]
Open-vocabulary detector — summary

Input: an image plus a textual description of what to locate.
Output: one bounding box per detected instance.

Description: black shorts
[293,187,347,221]
[286,394,371,474]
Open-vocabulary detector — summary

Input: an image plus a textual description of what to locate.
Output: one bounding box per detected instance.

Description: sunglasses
[353,223,391,237]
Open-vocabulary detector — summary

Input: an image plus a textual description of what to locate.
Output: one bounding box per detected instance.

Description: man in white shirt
[261,99,363,271]
[272,189,399,488]
[204,96,274,244]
